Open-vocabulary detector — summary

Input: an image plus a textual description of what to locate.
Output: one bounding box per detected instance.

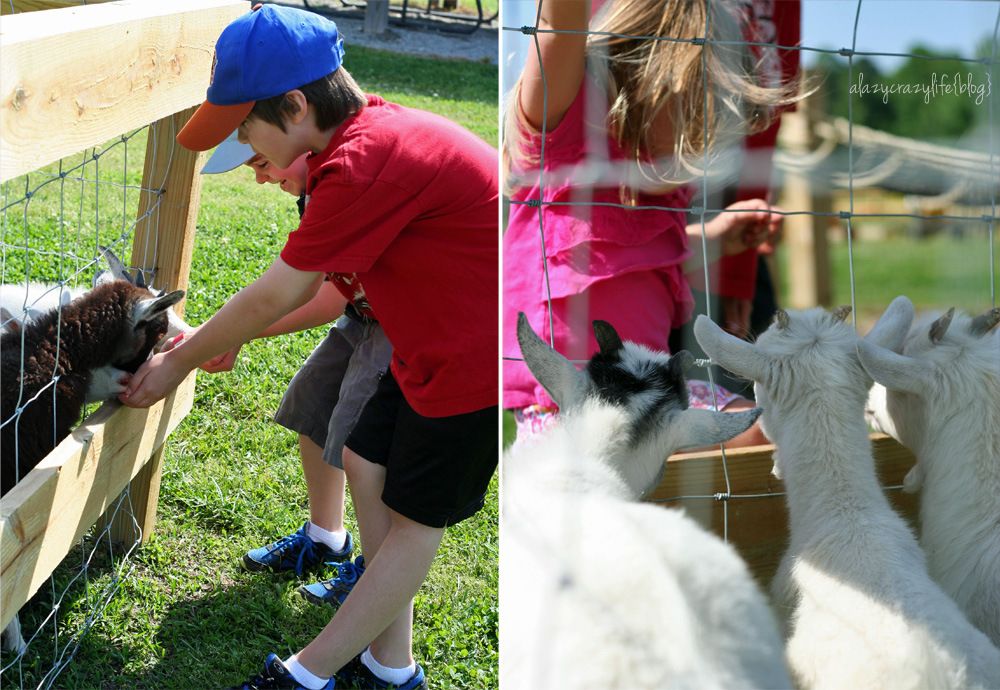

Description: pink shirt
[503,82,694,409]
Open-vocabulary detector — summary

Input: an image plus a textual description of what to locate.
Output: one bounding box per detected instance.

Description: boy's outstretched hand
[119,350,192,408]
[161,327,244,373]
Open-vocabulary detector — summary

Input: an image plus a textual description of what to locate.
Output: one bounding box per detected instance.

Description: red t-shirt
[717,0,801,299]
[281,95,499,417]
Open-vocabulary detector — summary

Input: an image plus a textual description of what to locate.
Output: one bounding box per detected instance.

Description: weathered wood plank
[0,0,246,182]
[0,373,196,629]
[647,434,919,587]
[1,0,112,16]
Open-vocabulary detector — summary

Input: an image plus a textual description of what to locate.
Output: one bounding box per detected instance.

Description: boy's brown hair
[250,67,366,132]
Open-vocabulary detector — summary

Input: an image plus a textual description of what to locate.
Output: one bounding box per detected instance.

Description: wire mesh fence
[0,122,169,689]
[501,0,998,548]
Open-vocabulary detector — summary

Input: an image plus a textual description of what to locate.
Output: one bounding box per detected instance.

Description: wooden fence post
[779,78,832,308]
[103,106,203,545]
[364,0,389,36]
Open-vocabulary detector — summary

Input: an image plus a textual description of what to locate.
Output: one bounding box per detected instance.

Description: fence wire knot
[525,198,542,208]
[520,25,537,35]
[838,47,854,57]
[839,210,852,220]
[691,37,706,46]
[693,357,712,368]
[713,492,731,502]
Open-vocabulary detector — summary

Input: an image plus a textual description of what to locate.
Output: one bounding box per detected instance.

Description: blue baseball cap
[178,4,345,151]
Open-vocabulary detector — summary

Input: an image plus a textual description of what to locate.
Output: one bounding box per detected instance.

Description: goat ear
[856,339,927,395]
[133,290,185,327]
[517,312,584,409]
[970,307,1000,337]
[672,407,763,450]
[773,309,789,330]
[98,245,133,282]
[592,320,623,355]
[831,305,852,323]
[93,270,116,287]
[928,308,955,344]
[669,350,695,375]
[693,315,770,383]
[1,307,20,332]
[864,295,914,352]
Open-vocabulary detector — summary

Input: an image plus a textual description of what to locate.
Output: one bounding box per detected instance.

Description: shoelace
[318,556,366,595]
[267,526,318,577]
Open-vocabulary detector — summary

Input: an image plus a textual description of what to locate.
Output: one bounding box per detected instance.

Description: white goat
[501,314,791,690]
[0,282,83,332]
[694,299,1000,690]
[858,300,1000,647]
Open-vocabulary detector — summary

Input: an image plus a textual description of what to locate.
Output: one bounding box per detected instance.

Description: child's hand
[158,326,241,373]
[705,199,783,256]
[199,344,244,373]
[160,329,193,353]
[119,350,192,408]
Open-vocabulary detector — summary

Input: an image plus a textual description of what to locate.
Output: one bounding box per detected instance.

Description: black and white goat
[1,280,183,497]
[501,315,790,689]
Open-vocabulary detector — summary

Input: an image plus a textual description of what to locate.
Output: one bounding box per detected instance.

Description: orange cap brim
[177,100,255,152]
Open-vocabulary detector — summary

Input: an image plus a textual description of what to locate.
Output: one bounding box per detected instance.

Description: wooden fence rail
[0,0,246,631]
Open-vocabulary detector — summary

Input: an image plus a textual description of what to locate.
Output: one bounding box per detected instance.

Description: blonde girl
[503,0,796,441]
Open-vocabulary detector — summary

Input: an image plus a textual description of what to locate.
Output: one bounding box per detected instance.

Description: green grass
[776,233,998,327]
[1,47,497,689]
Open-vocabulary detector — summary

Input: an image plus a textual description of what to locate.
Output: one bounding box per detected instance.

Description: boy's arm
[258,279,348,338]
[175,279,347,374]
[120,257,322,408]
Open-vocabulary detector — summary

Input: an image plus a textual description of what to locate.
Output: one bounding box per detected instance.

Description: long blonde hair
[503,0,800,199]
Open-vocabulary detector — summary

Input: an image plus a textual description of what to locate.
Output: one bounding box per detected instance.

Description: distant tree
[809,41,992,144]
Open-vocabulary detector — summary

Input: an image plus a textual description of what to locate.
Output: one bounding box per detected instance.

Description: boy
[122,5,498,689]
[195,136,394,593]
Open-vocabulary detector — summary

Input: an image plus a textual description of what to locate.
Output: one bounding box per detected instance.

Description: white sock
[361,647,416,686]
[307,521,348,552]
[284,654,329,690]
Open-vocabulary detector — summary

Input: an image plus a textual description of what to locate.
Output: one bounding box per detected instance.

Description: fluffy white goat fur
[694,299,1000,690]
[501,314,791,690]
[858,300,1000,647]
[0,282,83,332]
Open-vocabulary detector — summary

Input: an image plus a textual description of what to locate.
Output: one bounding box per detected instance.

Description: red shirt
[717,0,801,299]
[281,95,498,417]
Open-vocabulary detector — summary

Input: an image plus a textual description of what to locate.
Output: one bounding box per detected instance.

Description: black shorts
[345,372,498,528]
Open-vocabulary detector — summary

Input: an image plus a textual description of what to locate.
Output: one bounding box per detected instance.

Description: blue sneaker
[229,653,334,689]
[243,523,353,576]
[298,556,366,607]
[335,654,427,690]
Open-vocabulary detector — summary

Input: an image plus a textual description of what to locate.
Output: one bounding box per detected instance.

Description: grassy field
[1,46,497,689]
[775,232,998,328]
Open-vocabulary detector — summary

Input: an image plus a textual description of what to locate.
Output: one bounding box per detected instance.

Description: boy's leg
[297,448,442,676]
[290,374,496,684]
[301,434,347,533]
[244,321,358,573]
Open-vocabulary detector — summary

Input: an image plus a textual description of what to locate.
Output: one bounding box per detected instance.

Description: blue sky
[501,0,1000,92]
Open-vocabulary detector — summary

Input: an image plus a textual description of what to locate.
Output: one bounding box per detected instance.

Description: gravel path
[278,1,498,64]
